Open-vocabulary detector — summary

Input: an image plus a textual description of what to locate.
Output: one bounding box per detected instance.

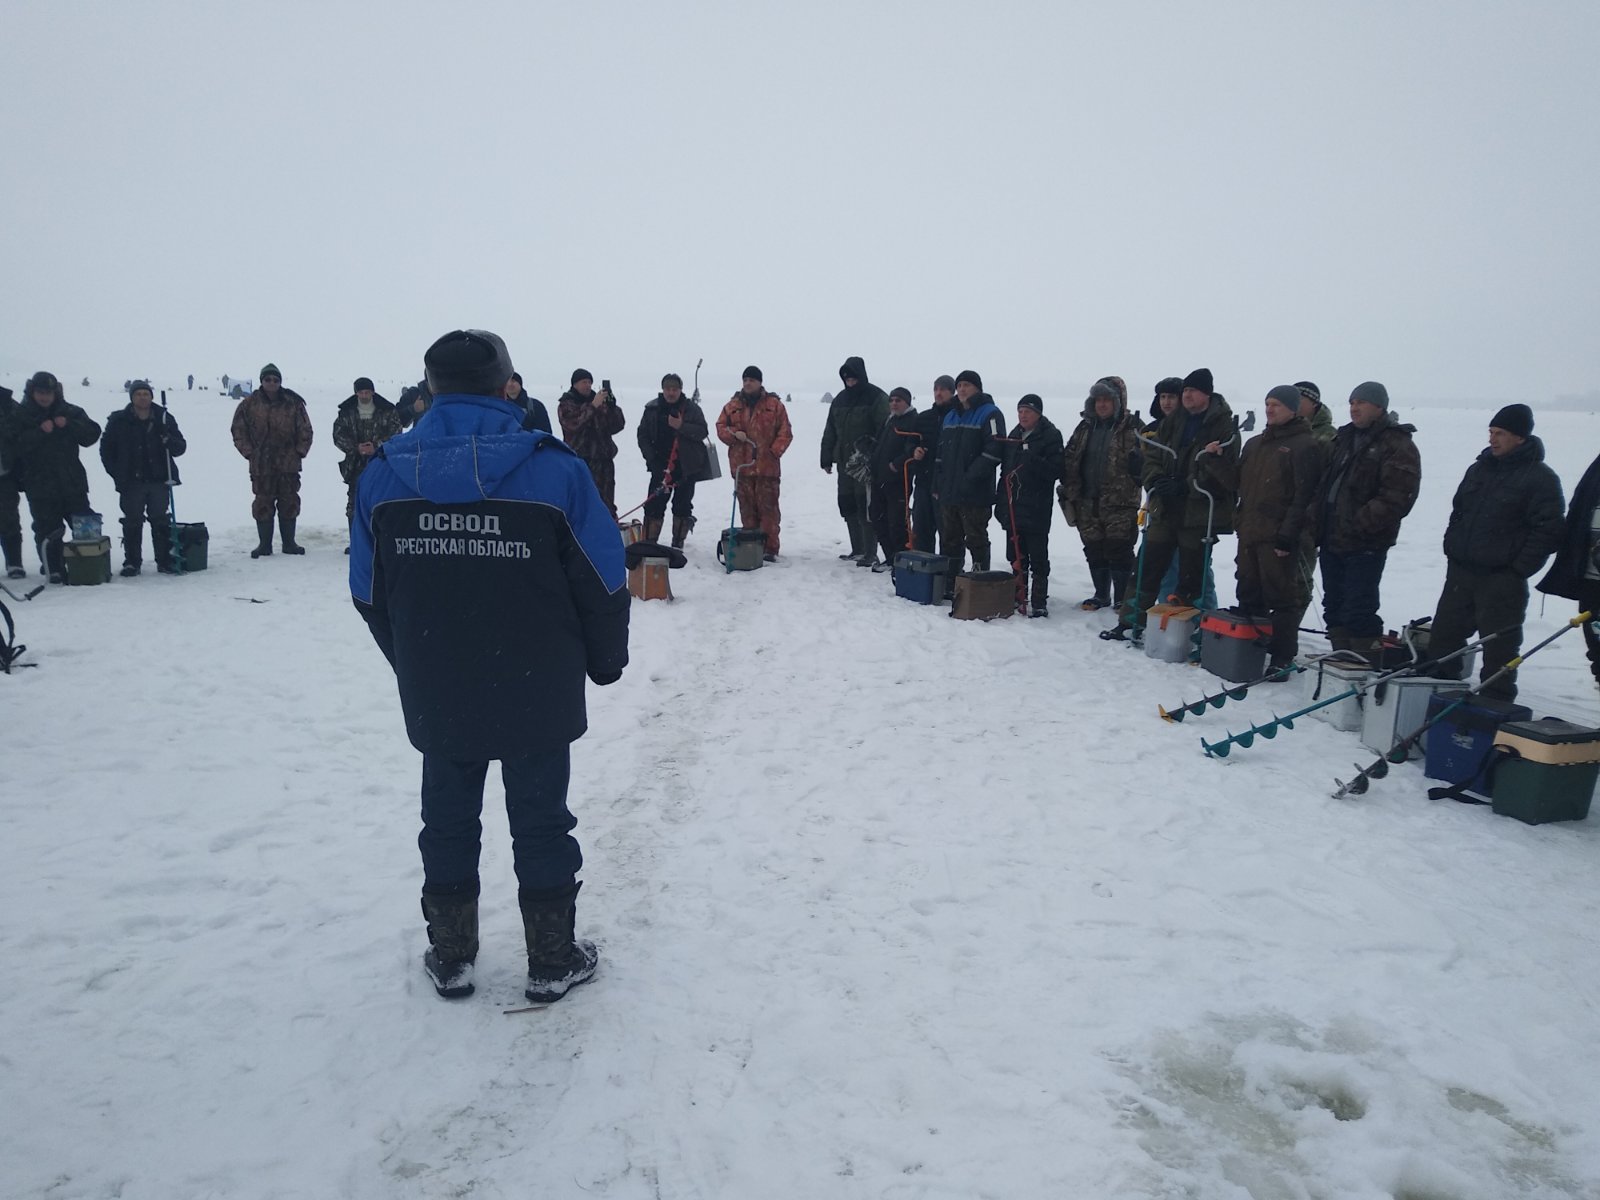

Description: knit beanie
[742,365,763,383]
[259,363,281,381]
[1489,403,1534,438]
[1349,381,1390,411]
[353,376,374,392]
[889,387,913,403]
[934,374,957,393]
[1018,394,1044,413]
[1266,384,1303,407]
[423,329,514,397]
[128,379,153,397]
[571,368,593,386]
[955,369,983,391]
[1181,367,1213,395]
[1294,381,1321,406]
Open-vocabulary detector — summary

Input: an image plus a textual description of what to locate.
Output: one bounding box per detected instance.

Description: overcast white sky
[3,0,1597,408]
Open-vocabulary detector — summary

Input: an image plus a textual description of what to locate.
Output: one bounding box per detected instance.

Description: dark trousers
[643,472,696,522]
[911,477,939,553]
[26,489,91,546]
[1004,523,1051,608]
[1581,582,1600,690]
[940,504,992,572]
[1320,549,1389,639]
[419,748,581,893]
[868,479,910,562]
[1428,562,1529,700]
[1132,527,1207,627]
[0,473,20,565]
[119,483,172,567]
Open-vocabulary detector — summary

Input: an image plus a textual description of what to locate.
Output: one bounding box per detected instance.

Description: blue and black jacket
[350,393,629,759]
[933,394,1006,507]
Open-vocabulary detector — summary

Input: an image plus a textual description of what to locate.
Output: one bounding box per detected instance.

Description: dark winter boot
[670,514,694,549]
[1267,609,1301,674]
[279,516,305,555]
[1030,571,1049,618]
[250,518,274,559]
[642,515,664,544]
[150,521,177,574]
[841,521,863,561]
[1326,626,1351,652]
[120,516,144,576]
[857,518,878,566]
[1109,569,1131,609]
[44,534,66,585]
[421,888,479,999]
[1080,567,1112,610]
[4,532,27,578]
[519,881,598,1004]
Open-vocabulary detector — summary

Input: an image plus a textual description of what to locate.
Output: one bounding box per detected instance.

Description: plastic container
[177,522,208,572]
[64,536,112,585]
[950,571,1016,621]
[1359,674,1457,761]
[1199,610,1272,682]
[1422,689,1533,799]
[1143,604,1200,664]
[1303,659,1370,732]
[717,527,766,571]
[68,511,103,541]
[892,551,951,606]
[1489,718,1600,824]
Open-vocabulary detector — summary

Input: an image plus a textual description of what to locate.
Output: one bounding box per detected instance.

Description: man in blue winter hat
[350,329,630,1005]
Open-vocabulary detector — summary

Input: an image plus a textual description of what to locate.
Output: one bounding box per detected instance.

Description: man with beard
[636,372,713,548]
[715,366,793,561]
[333,378,407,545]
[557,369,627,518]
[820,356,891,564]
[231,364,314,557]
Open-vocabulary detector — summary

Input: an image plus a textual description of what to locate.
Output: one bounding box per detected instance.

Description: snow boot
[120,563,141,578]
[3,532,26,578]
[670,514,694,549]
[520,881,598,1004]
[1030,573,1049,618]
[421,888,479,999]
[643,515,664,544]
[250,519,274,559]
[1078,566,1112,610]
[279,516,305,555]
[43,535,66,585]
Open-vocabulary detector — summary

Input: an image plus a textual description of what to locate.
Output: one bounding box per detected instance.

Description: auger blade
[1159,704,1183,723]
[1364,756,1391,781]
[1223,687,1248,702]
[1277,715,1295,732]
[1255,721,1280,741]
[1233,728,1256,748]
[1202,736,1231,758]
[1334,766,1374,797]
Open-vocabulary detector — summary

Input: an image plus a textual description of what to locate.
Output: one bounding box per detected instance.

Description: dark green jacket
[821,357,890,469]
[1141,394,1241,535]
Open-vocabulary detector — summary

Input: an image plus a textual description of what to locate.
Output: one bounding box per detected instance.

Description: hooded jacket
[1441,436,1565,576]
[350,393,629,760]
[1307,414,1421,554]
[934,393,1007,507]
[1064,391,1143,513]
[4,381,102,501]
[101,402,186,490]
[820,357,890,469]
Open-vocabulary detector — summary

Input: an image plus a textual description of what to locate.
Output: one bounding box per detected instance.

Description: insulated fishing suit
[4,387,101,577]
[230,387,314,546]
[996,415,1064,612]
[1061,396,1143,608]
[934,394,1006,573]
[100,403,187,570]
[557,388,627,519]
[716,390,793,557]
[821,358,891,558]
[332,393,407,520]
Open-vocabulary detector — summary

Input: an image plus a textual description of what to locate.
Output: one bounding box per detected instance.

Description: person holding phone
[557,369,627,518]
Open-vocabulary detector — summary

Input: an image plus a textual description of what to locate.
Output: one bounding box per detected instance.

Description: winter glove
[588,670,622,686]
[1148,477,1183,501]
[1273,535,1295,556]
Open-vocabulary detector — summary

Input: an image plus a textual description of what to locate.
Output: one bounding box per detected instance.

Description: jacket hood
[378,393,552,504]
[839,356,869,385]
[1081,388,1126,421]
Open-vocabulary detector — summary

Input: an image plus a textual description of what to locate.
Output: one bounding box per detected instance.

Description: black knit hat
[510,372,523,385]
[1155,377,1184,397]
[955,369,983,391]
[423,329,514,397]
[353,376,375,392]
[1294,381,1321,406]
[1018,394,1044,413]
[128,379,153,397]
[571,368,593,386]
[1490,403,1534,438]
[934,374,957,393]
[1181,368,1213,395]
[889,387,913,403]
[742,365,763,383]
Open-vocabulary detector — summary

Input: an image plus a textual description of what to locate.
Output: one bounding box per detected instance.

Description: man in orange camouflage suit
[716,366,792,561]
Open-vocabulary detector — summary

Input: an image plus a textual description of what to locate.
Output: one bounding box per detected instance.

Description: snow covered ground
[4,379,1599,1200]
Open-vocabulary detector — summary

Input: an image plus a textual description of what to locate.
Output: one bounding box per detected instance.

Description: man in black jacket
[1538,447,1600,691]
[636,372,712,547]
[100,381,187,575]
[351,329,629,1005]
[934,370,1006,575]
[1427,404,1564,700]
[506,373,551,434]
[867,387,921,570]
[996,395,1064,617]
[910,375,956,552]
[3,372,101,583]
[0,384,23,578]
[821,356,890,563]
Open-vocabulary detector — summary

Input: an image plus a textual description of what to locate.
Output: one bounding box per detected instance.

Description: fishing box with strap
[64,537,112,586]
[950,571,1016,621]
[1198,610,1272,682]
[892,551,952,607]
[717,527,765,571]
[1422,689,1532,799]
[1485,719,1600,824]
[1300,657,1370,732]
[1143,603,1200,664]
[1359,674,1457,761]
[176,522,208,572]
[625,540,685,602]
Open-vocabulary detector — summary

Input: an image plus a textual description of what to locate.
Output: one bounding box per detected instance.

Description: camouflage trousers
[585,458,617,519]
[1074,496,1138,544]
[251,471,302,520]
[736,475,782,557]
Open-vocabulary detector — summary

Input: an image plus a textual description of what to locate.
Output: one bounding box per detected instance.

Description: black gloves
[1148,476,1184,501]
[588,670,622,687]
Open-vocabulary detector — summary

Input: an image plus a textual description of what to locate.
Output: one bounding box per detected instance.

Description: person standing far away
[557,369,627,519]
[350,329,629,1004]
[231,364,314,558]
[100,380,188,576]
[715,365,793,561]
[820,356,890,564]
